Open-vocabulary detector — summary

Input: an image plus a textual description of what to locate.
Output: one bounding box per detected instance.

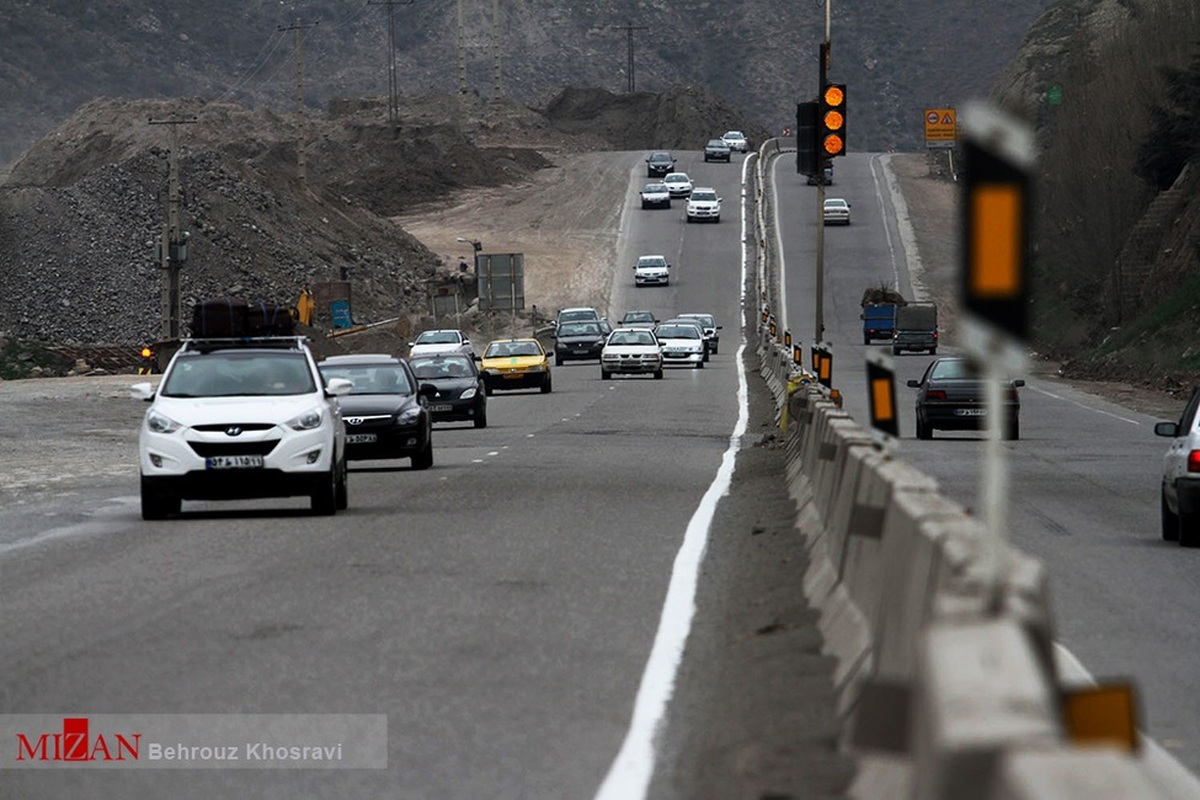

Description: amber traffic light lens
[823,85,844,106]
[823,135,845,155]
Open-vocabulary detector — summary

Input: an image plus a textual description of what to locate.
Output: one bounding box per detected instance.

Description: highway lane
[0,151,785,798]
[773,152,1200,777]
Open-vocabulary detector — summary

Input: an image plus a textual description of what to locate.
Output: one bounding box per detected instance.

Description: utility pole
[491,0,502,99]
[278,19,318,183]
[456,0,467,94]
[614,23,648,92]
[814,0,831,347]
[369,0,414,122]
[148,114,198,340]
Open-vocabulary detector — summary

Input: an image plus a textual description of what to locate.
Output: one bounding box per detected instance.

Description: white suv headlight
[145,409,181,434]
[287,406,326,431]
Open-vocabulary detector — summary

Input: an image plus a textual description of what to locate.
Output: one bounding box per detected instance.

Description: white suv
[131,337,352,520]
[685,188,722,223]
[1155,387,1200,546]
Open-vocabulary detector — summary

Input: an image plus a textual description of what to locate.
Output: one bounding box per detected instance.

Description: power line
[368,0,415,123]
[613,23,648,93]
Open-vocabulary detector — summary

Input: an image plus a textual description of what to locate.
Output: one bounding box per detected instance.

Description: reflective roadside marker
[960,102,1034,343]
[970,184,1022,297]
[866,352,898,438]
[1061,682,1139,754]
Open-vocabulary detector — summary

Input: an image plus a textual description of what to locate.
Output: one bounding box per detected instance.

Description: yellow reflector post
[1062,683,1139,753]
[871,377,893,422]
[970,184,1022,297]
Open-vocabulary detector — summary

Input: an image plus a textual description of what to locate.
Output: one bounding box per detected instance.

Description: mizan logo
[15,718,141,762]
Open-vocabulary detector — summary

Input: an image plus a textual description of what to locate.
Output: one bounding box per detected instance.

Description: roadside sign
[924,107,956,150]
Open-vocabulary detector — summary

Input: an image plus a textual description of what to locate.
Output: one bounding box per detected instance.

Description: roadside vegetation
[1001,0,1200,385]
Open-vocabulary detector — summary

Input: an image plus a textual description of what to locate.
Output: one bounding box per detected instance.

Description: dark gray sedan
[907,356,1024,440]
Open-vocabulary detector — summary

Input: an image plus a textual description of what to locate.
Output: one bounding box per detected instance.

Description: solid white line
[1025,384,1143,425]
[592,155,755,800]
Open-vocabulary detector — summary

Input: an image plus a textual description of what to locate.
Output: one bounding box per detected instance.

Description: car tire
[916,417,932,440]
[696,360,704,369]
[1180,506,1200,548]
[893,346,902,356]
[484,383,494,397]
[140,477,180,521]
[310,467,338,516]
[411,439,433,470]
[711,344,718,355]
[863,335,871,345]
[714,216,720,223]
[555,355,563,366]
[541,374,552,394]
[1162,489,1180,541]
[335,458,348,510]
[654,369,664,380]
[1005,416,1020,441]
[601,369,612,380]
[474,404,488,429]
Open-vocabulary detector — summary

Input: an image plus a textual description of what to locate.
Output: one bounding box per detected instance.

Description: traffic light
[797,100,818,176]
[819,83,847,157]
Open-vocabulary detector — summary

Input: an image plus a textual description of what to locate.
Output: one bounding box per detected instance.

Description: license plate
[346,433,378,443]
[573,348,590,354]
[430,404,453,412]
[503,373,525,380]
[955,408,987,416]
[206,455,264,469]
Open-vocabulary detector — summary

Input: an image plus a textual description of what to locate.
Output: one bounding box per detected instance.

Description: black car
[704,139,732,162]
[318,354,435,467]
[553,320,608,365]
[907,356,1024,440]
[618,310,659,328]
[645,151,676,177]
[407,353,488,428]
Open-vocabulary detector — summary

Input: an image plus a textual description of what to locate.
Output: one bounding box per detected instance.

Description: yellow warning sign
[924,107,956,149]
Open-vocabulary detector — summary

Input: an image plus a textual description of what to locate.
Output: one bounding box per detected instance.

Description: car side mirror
[1013,379,1026,388]
[418,383,438,400]
[1156,422,1180,437]
[906,379,920,388]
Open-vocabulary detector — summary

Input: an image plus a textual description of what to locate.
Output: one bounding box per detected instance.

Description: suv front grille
[189,440,280,457]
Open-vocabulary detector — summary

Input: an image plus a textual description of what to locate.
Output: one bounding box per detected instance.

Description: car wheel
[484,383,494,396]
[541,374,552,394]
[1162,488,1180,541]
[555,355,563,366]
[654,369,664,379]
[310,466,338,516]
[474,403,488,429]
[1005,416,1020,441]
[601,369,612,380]
[140,476,180,520]
[1180,505,1200,547]
[335,458,348,510]
[714,216,720,223]
[916,416,932,440]
[696,360,704,369]
[411,439,433,470]
[710,344,718,355]
[863,335,871,345]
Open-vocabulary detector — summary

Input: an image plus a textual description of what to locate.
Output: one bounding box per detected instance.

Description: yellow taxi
[479,338,553,395]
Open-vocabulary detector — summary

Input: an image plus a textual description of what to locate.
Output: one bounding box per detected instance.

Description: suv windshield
[408,356,473,380]
[162,351,316,398]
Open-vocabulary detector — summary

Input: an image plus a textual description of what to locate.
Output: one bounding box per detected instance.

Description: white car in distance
[409,328,474,357]
[721,130,750,152]
[654,321,706,369]
[633,254,670,287]
[662,172,694,198]
[686,188,721,223]
[822,198,851,225]
[600,328,664,380]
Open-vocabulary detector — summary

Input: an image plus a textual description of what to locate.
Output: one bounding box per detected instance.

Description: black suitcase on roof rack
[245,301,295,336]
[190,297,248,337]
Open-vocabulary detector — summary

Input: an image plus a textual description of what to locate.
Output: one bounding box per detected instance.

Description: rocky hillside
[0,0,1052,166]
[0,85,756,356]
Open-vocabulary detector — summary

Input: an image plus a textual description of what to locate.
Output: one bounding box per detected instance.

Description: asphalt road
[0,151,854,799]
[773,152,1200,780]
